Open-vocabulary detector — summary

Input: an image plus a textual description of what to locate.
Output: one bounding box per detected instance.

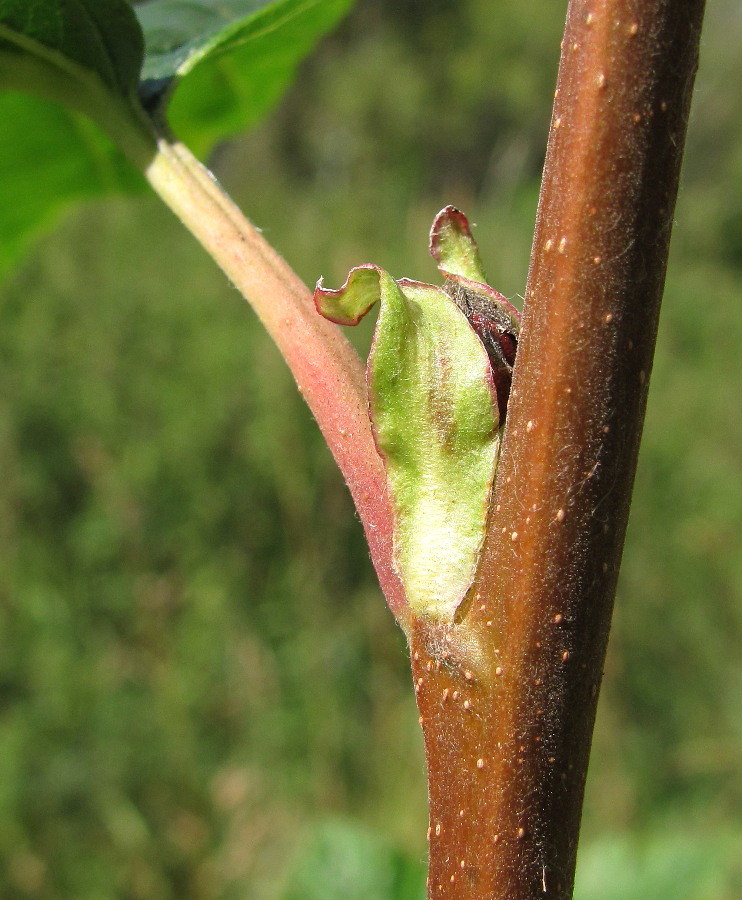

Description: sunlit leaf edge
[137,0,350,81]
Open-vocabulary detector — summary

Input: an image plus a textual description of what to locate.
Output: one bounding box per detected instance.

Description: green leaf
[0,91,144,278]
[315,265,500,622]
[137,0,341,81]
[0,0,145,98]
[136,0,356,152]
[0,1,151,277]
[0,0,354,277]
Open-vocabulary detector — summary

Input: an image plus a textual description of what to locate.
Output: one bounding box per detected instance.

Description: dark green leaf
[0,0,144,97]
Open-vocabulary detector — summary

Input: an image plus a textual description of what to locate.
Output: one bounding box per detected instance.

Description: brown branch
[412,1,705,896]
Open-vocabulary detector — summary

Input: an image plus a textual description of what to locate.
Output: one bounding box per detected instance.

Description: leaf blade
[136,0,355,149]
[0,91,144,278]
[0,0,355,277]
[137,0,349,80]
[0,0,144,96]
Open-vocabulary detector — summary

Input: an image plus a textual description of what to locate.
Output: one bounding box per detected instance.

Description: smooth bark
[413,1,706,896]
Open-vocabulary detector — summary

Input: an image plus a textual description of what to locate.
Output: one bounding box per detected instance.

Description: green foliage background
[1,0,740,897]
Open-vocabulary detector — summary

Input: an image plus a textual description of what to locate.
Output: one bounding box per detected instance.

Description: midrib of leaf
[0,22,103,92]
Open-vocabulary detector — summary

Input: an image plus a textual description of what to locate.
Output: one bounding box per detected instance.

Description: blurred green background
[1,1,740,897]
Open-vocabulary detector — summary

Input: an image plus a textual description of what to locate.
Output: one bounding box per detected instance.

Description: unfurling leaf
[315,209,520,622]
[431,206,520,422]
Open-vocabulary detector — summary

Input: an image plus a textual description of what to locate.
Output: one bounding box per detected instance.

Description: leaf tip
[313,264,383,326]
[429,206,487,283]
[429,205,474,259]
